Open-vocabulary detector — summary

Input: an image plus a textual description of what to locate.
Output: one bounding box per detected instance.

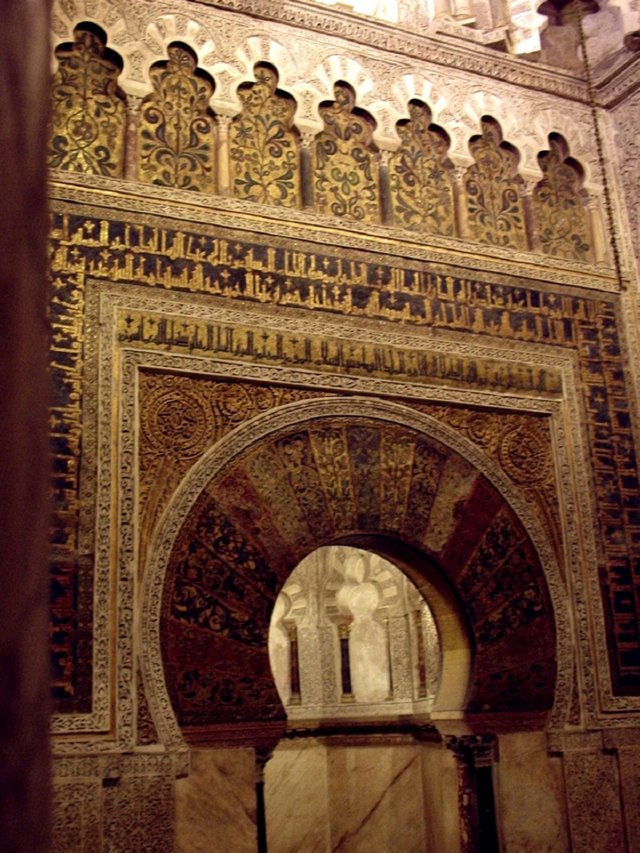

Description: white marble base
[496,732,569,853]
[421,743,462,853]
[175,747,257,853]
[266,740,331,852]
[266,738,428,852]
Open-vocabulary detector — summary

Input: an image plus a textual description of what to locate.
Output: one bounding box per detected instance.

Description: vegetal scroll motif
[465,117,527,250]
[138,44,216,192]
[389,101,455,234]
[313,82,380,223]
[534,134,592,261]
[49,25,125,176]
[230,64,300,207]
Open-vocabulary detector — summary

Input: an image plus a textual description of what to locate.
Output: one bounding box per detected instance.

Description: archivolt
[140,396,572,747]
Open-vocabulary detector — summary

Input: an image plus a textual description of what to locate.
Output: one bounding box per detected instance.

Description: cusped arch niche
[142,397,561,747]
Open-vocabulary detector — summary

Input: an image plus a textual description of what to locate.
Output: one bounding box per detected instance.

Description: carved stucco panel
[50,0,600,180]
[563,747,626,852]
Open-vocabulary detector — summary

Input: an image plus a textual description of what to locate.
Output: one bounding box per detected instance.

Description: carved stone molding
[49,177,620,292]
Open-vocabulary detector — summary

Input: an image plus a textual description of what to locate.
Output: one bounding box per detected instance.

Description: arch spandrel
[147,401,560,744]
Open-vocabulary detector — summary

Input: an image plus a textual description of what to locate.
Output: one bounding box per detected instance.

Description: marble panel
[495,731,569,853]
[326,741,427,852]
[175,748,257,853]
[266,740,331,853]
[420,744,461,853]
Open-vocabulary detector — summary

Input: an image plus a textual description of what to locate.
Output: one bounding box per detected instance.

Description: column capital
[125,93,143,115]
[217,114,233,132]
[453,163,469,184]
[300,130,317,150]
[444,734,497,767]
[520,177,539,197]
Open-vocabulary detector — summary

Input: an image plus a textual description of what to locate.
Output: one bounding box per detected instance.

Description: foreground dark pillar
[446,735,499,853]
[0,2,52,851]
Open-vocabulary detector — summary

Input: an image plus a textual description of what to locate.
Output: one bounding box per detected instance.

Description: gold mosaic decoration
[138,45,216,192]
[389,101,455,234]
[313,83,380,223]
[48,209,640,698]
[162,414,556,726]
[416,403,562,562]
[49,27,125,176]
[464,117,527,250]
[534,135,592,262]
[138,373,316,573]
[230,65,300,207]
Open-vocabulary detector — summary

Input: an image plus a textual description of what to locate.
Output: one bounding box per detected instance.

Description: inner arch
[269,544,460,720]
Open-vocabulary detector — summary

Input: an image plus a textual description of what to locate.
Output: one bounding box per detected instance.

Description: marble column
[124,94,142,181]
[521,179,540,252]
[299,131,316,209]
[337,619,355,703]
[452,0,473,19]
[452,165,471,240]
[0,2,52,851]
[255,748,272,853]
[378,149,394,225]
[587,195,608,265]
[446,737,480,853]
[445,734,498,853]
[216,115,233,195]
[284,621,301,705]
